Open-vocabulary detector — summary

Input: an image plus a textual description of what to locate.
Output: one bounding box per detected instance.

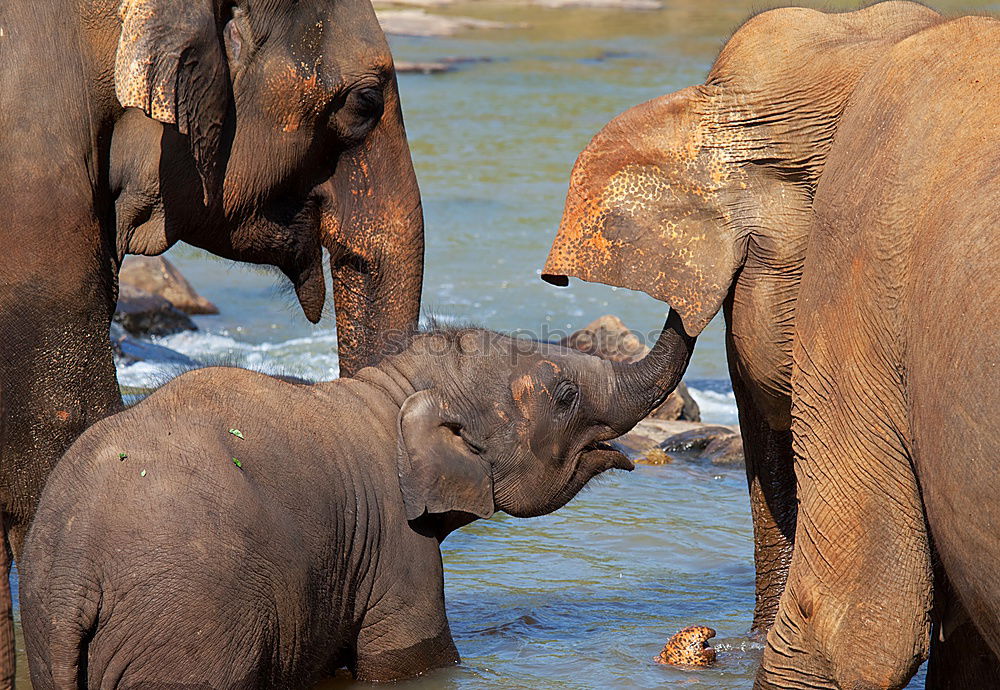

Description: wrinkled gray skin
[756,16,1000,690]
[21,319,693,688]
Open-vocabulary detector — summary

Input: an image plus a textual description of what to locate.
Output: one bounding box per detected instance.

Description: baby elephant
[23,321,692,688]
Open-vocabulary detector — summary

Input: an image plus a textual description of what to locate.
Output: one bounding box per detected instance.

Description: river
[17,0,1000,685]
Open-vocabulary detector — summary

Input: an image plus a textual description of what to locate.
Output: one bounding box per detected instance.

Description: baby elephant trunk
[605,309,696,432]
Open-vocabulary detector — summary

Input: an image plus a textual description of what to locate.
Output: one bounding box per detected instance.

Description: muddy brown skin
[541,1,940,637]
[656,626,717,667]
[21,324,692,688]
[756,17,1000,690]
[0,2,422,684]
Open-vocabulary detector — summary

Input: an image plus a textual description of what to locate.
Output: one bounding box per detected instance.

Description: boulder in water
[110,322,197,367]
[615,419,743,467]
[119,256,218,315]
[561,315,700,422]
[114,285,197,337]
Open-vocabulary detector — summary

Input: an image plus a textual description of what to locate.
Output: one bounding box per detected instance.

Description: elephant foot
[655,626,717,667]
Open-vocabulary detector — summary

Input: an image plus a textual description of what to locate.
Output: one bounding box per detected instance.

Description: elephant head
[111,0,423,375]
[542,1,939,417]
[385,317,693,528]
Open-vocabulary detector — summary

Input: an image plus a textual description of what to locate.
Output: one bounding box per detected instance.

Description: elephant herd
[0,0,995,687]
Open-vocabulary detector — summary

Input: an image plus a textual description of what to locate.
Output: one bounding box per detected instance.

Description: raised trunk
[325,76,424,376]
[606,309,696,431]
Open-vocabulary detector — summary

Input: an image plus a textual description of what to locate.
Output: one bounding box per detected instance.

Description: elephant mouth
[580,439,634,471]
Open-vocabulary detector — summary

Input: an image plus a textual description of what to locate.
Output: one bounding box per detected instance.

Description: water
[20,0,1000,685]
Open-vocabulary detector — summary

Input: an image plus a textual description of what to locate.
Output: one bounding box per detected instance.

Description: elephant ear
[115,0,230,203]
[542,4,941,338]
[396,391,494,522]
[542,87,741,338]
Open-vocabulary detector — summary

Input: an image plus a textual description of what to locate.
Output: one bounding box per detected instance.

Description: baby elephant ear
[396,391,495,522]
[115,0,230,203]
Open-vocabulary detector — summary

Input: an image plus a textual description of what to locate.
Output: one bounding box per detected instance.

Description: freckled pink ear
[115,0,231,204]
[396,391,494,522]
[541,86,741,338]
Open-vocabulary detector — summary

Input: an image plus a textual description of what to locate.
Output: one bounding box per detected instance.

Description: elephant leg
[352,540,458,682]
[926,574,1000,688]
[756,335,934,688]
[0,516,12,690]
[730,374,796,634]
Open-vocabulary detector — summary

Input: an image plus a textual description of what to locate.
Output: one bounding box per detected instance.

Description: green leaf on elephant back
[229,428,244,439]
[232,457,242,469]
[140,469,146,477]
[118,452,128,461]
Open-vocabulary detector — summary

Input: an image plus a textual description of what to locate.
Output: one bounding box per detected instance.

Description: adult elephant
[756,16,999,689]
[0,0,422,684]
[543,1,937,633]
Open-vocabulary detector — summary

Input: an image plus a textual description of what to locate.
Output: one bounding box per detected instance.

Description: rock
[561,314,646,362]
[648,381,700,422]
[535,0,662,8]
[110,322,198,367]
[119,256,218,315]
[373,0,456,7]
[114,285,197,337]
[616,419,743,467]
[655,626,717,667]
[660,425,743,466]
[376,9,515,37]
[395,61,455,74]
[561,315,700,422]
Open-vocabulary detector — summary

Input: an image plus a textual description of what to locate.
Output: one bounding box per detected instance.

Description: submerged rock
[655,626,717,667]
[660,425,743,466]
[617,419,743,467]
[562,315,700,422]
[110,322,197,367]
[114,285,197,337]
[119,256,218,315]
[396,56,496,74]
[395,60,455,74]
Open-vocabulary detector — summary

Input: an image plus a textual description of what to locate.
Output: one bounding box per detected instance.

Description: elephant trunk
[324,74,424,376]
[605,309,696,431]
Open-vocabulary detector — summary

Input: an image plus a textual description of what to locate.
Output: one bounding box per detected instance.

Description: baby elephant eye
[553,380,579,409]
[443,422,484,455]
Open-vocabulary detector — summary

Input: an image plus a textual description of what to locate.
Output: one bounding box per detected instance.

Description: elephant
[756,15,1000,689]
[0,0,422,682]
[20,317,694,688]
[541,0,939,634]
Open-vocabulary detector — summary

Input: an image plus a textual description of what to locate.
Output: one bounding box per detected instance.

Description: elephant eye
[553,380,579,410]
[336,85,385,143]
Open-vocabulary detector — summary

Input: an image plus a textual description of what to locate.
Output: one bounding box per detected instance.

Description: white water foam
[687,386,739,426]
[115,329,742,427]
[115,329,341,390]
